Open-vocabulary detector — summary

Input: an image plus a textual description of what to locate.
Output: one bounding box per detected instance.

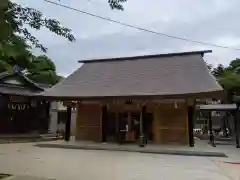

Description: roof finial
[9,57,21,73]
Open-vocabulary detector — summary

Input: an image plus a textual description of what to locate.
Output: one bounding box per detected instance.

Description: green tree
[0,35,33,72]
[108,0,127,10]
[229,59,240,73]
[1,0,126,52]
[212,64,225,77]
[1,0,75,52]
[0,0,12,43]
[27,55,62,85]
[0,0,126,84]
[0,35,61,85]
[211,59,240,102]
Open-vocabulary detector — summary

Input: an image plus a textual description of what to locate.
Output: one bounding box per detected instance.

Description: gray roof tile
[41,52,223,99]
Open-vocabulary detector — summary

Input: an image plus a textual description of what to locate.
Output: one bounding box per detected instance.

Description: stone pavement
[0,142,240,180]
[36,139,227,157]
[0,134,59,144]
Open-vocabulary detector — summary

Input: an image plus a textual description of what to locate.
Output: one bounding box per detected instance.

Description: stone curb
[0,137,60,144]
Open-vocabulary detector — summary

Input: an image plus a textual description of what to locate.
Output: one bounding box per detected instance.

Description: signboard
[8,103,30,111]
[207,99,221,117]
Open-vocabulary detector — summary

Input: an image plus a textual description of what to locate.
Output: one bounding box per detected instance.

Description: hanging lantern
[125,99,132,105]
[174,101,178,109]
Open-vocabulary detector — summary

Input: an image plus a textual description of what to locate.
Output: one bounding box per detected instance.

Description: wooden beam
[63,101,77,107]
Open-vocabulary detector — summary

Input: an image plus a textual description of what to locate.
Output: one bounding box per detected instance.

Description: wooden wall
[75,104,102,141]
[0,96,50,134]
[75,101,189,144]
[153,103,189,144]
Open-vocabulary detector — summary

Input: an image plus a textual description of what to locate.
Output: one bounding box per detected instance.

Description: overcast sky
[14,0,240,76]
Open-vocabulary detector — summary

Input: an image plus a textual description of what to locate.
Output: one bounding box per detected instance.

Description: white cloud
[13,0,240,75]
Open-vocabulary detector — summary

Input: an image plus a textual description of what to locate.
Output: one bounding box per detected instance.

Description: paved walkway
[0,142,240,180]
[36,139,228,157]
[0,134,59,144]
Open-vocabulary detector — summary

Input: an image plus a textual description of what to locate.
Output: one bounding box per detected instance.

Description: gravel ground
[0,143,239,180]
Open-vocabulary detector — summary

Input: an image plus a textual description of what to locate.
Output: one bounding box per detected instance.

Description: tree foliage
[27,55,61,85]
[211,59,240,102]
[108,0,127,10]
[0,35,33,72]
[0,0,126,84]
[0,35,62,85]
[1,0,75,52]
[1,0,127,52]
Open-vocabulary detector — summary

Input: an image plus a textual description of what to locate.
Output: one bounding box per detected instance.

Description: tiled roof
[41,50,223,99]
[0,71,44,96]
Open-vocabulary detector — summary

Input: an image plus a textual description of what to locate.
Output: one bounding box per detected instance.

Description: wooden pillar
[234,104,240,148]
[139,106,146,147]
[114,101,119,143]
[64,106,72,141]
[101,105,107,142]
[127,111,131,132]
[125,111,131,142]
[187,106,194,147]
[46,101,51,131]
[208,111,216,147]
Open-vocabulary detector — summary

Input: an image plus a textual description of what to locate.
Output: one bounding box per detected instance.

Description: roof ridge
[78,50,212,63]
[16,71,44,91]
[0,71,43,91]
[0,72,10,79]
